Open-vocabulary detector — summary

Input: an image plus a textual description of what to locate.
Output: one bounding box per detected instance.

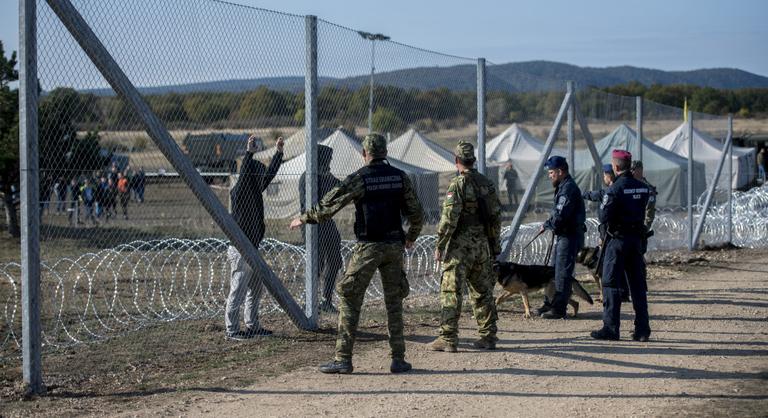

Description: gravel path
[127,252,768,417]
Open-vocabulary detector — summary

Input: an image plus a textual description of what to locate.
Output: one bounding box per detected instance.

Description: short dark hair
[613,158,631,171]
[456,156,476,166]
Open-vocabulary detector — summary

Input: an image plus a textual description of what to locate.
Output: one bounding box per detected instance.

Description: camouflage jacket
[300,159,424,243]
[436,169,502,256]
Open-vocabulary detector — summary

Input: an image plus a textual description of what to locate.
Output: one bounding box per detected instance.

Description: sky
[1,0,766,82]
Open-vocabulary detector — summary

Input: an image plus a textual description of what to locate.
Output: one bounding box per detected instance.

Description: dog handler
[591,150,651,341]
[290,133,424,374]
[429,140,502,352]
[538,156,586,319]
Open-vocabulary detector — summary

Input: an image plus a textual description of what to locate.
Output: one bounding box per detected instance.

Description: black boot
[590,328,619,341]
[540,310,566,319]
[631,331,650,342]
[390,359,412,373]
[319,359,353,374]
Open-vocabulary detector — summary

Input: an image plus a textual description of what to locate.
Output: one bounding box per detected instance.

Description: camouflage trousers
[335,241,409,361]
[438,235,498,345]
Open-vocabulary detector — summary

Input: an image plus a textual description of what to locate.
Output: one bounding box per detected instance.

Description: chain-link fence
[2,0,768,393]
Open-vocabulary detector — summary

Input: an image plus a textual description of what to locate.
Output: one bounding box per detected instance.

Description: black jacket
[231,151,282,246]
[544,174,586,237]
[600,172,650,237]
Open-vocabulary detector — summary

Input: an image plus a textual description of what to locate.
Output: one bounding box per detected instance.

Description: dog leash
[521,228,546,252]
[543,231,554,266]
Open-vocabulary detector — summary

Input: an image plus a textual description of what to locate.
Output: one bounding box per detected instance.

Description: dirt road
[121,250,768,417]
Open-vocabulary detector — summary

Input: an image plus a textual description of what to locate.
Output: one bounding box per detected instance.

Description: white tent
[388,129,457,172]
[484,124,562,204]
[253,127,335,162]
[261,129,440,220]
[655,122,756,189]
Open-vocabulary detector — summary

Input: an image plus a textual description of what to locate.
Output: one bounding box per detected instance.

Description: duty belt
[608,223,645,237]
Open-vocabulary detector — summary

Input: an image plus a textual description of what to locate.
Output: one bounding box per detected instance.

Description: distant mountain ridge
[82,61,768,95]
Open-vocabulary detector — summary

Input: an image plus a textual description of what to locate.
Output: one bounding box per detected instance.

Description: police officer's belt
[608,223,645,237]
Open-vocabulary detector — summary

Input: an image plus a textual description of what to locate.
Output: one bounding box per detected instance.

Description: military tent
[655,122,756,189]
[258,129,440,222]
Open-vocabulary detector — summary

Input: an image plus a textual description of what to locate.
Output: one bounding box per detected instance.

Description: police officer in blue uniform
[582,163,615,237]
[539,156,586,319]
[591,150,651,341]
[582,163,630,303]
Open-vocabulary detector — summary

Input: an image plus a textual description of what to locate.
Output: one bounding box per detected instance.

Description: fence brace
[687,112,694,250]
[691,118,733,248]
[498,92,572,260]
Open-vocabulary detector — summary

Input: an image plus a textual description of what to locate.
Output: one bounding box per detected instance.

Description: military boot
[427,337,457,353]
[472,337,497,350]
[590,328,620,341]
[390,359,412,373]
[319,359,353,374]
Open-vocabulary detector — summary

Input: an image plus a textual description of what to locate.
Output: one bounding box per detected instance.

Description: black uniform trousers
[550,232,583,314]
[601,235,650,336]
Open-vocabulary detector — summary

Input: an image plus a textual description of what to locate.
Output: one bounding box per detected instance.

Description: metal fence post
[45,0,312,330]
[567,81,575,168]
[727,114,733,245]
[304,15,319,327]
[476,58,486,175]
[19,0,44,395]
[687,111,694,250]
[636,96,643,162]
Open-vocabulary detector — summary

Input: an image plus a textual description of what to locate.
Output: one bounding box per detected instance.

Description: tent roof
[387,129,457,172]
[485,124,546,163]
[655,122,754,157]
[278,129,435,177]
[576,123,691,170]
[253,127,335,161]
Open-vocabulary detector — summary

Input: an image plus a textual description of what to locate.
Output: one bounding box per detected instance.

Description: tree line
[40,83,768,137]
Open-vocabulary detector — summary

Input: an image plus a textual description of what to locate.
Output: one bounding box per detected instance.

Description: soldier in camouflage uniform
[428,141,502,352]
[290,133,424,374]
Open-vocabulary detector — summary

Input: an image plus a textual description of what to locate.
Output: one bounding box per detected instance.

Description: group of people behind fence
[42,163,146,225]
[225,132,655,375]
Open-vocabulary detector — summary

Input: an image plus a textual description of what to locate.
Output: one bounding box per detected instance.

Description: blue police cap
[602,163,613,173]
[544,155,568,170]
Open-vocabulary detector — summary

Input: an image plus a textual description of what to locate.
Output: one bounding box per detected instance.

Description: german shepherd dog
[494,262,594,318]
[576,246,603,302]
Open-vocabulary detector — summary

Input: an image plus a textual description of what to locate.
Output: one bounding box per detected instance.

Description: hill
[82,61,768,95]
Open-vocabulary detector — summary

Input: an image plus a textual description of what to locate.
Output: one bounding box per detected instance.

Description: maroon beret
[611,149,632,161]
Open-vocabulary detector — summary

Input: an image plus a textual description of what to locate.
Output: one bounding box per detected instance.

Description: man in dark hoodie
[299,145,343,313]
[225,135,284,340]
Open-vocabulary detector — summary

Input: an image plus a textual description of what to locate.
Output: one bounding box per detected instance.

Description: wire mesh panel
[482,67,569,260]
[3,0,768,384]
[0,0,315,362]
